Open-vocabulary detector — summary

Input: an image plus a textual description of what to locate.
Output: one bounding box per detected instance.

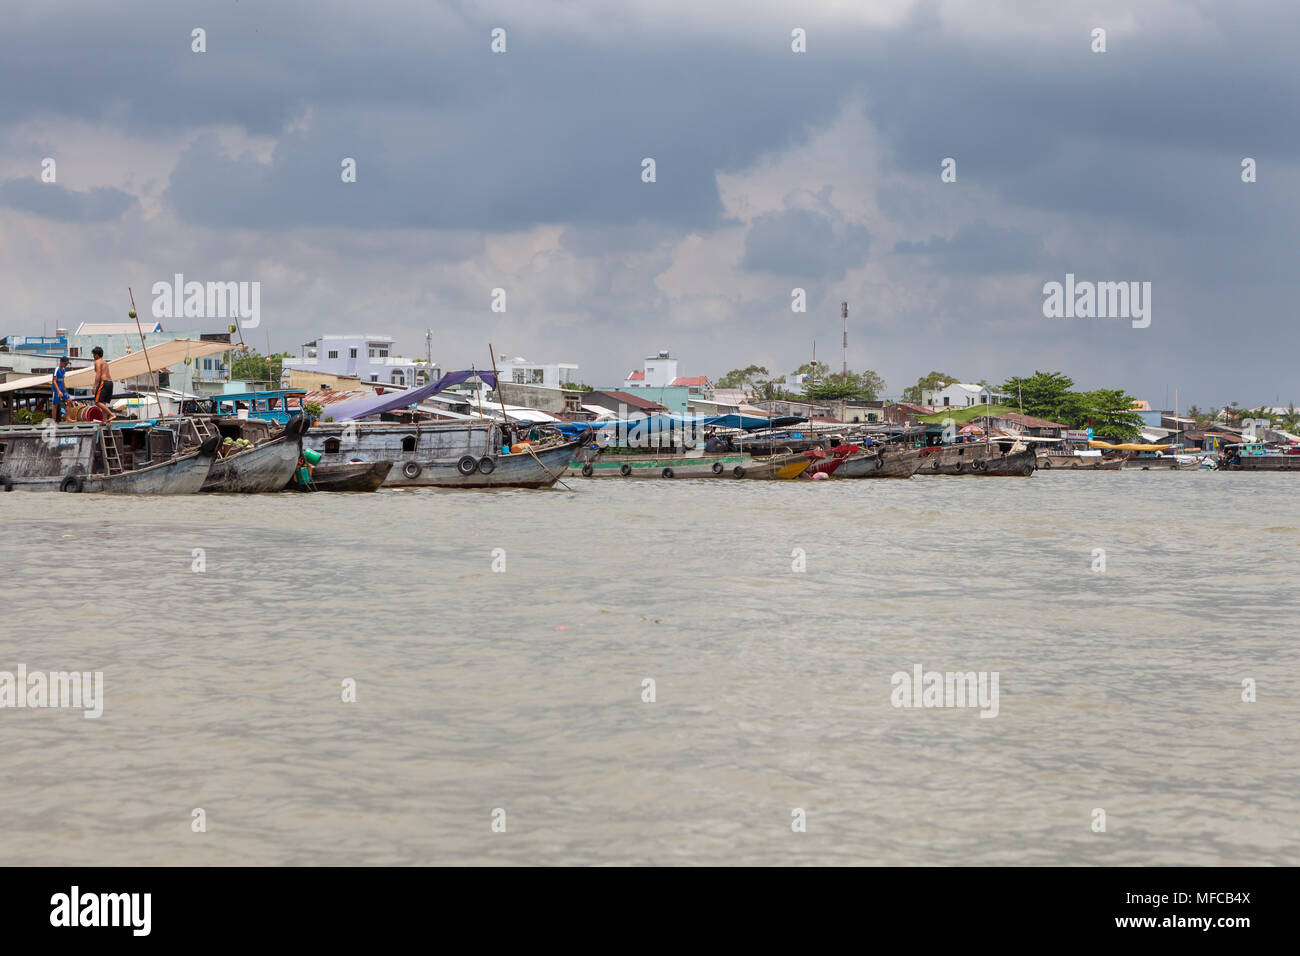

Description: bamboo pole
[128,288,165,422]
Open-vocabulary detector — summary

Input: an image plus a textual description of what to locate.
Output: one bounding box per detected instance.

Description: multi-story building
[498,355,579,389]
[281,334,435,388]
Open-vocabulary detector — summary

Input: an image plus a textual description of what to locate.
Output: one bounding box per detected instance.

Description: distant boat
[1219,441,1300,471]
[0,421,219,494]
[918,439,1037,476]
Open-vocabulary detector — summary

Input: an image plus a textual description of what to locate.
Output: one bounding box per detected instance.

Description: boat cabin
[184,389,307,425]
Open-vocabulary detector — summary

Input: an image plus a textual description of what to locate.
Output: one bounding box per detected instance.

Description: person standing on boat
[91,346,117,421]
[50,356,71,423]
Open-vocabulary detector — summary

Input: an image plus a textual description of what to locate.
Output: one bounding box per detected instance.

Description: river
[2,471,1297,864]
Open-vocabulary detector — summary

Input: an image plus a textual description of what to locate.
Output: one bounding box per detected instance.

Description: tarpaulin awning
[321,369,497,422]
[0,339,240,394]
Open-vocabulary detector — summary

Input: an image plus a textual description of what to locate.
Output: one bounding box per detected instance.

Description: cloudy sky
[1,0,1296,408]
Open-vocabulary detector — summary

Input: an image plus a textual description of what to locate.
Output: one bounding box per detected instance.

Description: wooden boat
[305,421,582,489]
[802,444,860,477]
[1219,442,1300,471]
[1036,453,1124,471]
[918,440,1037,476]
[197,414,308,493]
[838,445,923,478]
[286,460,394,492]
[567,449,751,479]
[0,421,219,494]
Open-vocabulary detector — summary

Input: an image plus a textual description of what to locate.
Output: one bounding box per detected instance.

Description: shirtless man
[91,346,117,421]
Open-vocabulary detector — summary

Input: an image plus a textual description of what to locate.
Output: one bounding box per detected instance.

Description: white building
[282,334,433,387]
[498,355,579,389]
[623,350,713,398]
[920,382,1011,408]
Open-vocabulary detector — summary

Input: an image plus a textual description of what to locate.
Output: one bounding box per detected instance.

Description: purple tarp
[322,370,498,422]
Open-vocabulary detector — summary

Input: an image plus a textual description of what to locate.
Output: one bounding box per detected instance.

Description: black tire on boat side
[581,464,594,477]
[60,475,83,493]
[478,456,496,475]
[620,463,632,476]
[457,455,478,476]
[0,475,11,492]
[662,467,674,479]
[1071,461,1080,469]
[711,462,724,475]
[403,461,422,479]
[732,465,746,478]
[1041,459,1051,468]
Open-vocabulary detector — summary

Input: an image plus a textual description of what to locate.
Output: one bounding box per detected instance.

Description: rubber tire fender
[60,475,84,493]
[732,465,746,478]
[402,461,422,480]
[457,455,478,476]
[711,461,724,475]
[661,467,674,479]
[581,464,594,478]
[0,475,12,492]
[619,463,632,477]
[478,456,496,475]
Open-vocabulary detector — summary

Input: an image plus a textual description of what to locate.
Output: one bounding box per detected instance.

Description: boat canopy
[0,339,239,394]
[321,369,497,422]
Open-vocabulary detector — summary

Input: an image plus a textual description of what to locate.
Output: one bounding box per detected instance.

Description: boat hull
[1,443,217,494]
[1037,456,1124,471]
[386,440,580,488]
[919,445,1037,476]
[288,460,394,491]
[201,434,303,493]
[567,452,750,479]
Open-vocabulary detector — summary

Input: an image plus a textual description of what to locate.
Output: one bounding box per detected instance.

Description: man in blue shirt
[50,356,70,423]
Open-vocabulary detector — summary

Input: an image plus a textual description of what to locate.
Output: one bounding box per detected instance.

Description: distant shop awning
[0,339,239,394]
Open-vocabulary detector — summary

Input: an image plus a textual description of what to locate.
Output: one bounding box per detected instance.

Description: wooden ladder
[101,428,124,475]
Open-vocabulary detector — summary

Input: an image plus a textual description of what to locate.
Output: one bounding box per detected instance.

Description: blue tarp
[323,369,497,422]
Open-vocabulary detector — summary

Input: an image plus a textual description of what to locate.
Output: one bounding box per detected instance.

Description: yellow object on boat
[776,459,812,479]
[1089,440,1172,452]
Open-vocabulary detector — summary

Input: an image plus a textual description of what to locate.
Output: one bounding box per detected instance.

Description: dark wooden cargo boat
[918,440,1037,476]
[0,421,219,494]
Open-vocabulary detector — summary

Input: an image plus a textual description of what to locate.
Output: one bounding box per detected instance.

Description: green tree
[230,348,291,383]
[901,371,957,403]
[1079,389,1145,441]
[806,369,886,402]
[717,364,771,391]
[1001,371,1077,420]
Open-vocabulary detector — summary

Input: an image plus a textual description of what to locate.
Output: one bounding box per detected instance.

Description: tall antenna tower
[841,301,848,378]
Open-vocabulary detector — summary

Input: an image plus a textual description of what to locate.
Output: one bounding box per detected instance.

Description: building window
[328,350,338,359]
[379,349,388,358]
[513,370,526,384]
[323,438,341,454]
[943,397,950,406]
[391,371,404,385]
[69,347,80,357]
[349,348,357,359]
[402,436,417,452]
[369,349,376,358]
[370,375,378,382]
[529,368,544,384]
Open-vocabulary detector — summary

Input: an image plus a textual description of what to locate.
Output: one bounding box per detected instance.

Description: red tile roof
[590,390,667,411]
[625,370,645,381]
[670,376,711,387]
